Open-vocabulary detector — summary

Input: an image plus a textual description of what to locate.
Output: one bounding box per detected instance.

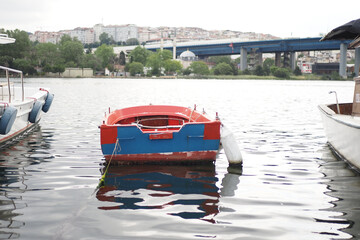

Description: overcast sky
[1,0,359,38]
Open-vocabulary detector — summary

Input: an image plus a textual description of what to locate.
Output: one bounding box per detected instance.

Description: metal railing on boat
[0,66,24,103]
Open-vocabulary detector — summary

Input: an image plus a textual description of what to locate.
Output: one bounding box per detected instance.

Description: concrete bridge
[114,37,359,77]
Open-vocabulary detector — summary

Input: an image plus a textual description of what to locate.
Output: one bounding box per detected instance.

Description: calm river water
[0,78,360,240]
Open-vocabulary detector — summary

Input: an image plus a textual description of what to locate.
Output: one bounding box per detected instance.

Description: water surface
[1,78,360,239]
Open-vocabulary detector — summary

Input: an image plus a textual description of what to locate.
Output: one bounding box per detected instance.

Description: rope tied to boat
[97,138,120,189]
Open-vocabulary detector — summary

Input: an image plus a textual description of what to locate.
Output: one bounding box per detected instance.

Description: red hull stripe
[104,151,217,163]
[0,123,34,144]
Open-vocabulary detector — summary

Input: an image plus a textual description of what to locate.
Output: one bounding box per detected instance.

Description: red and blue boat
[100,105,224,164]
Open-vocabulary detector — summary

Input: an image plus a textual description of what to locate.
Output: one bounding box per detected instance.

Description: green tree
[145,49,172,75]
[157,49,173,62]
[190,61,209,75]
[94,44,115,68]
[213,62,233,75]
[128,62,144,76]
[6,29,31,59]
[60,39,84,66]
[147,52,162,75]
[253,65,265,76]
[0,29,31,67]
[52,64,65,74]
[119,51,126,65]
[126,38,140,46]
[263,58,274,76]
[263,58,275,69]
[35,42,61,67]
[0,56,13,67]
[164,59,182,75]
[240,68,251,75]
[183,67,191,75]
[59,35,72,45]
[270,65,279,76]
[273,67,290,79]
[208,56,232,65]
[129,46,149,65]
[331,71,341,80]
[12,58,36,75]
[99,32,113,45]
[81,54,102,71]
[293,66,302,76]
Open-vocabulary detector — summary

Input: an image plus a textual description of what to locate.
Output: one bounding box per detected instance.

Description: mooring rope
[97,138,120,189]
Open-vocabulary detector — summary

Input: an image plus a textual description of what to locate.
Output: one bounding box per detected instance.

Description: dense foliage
[0,29,109,75]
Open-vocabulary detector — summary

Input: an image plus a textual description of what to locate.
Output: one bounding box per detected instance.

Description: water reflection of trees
[0,126,53,239]
[96,164,242,223]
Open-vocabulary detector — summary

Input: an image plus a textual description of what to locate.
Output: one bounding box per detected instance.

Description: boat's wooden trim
[324,103,353,115]
[319,104,360,129]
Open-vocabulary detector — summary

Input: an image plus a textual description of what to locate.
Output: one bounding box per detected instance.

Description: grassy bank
[179,74,326,80]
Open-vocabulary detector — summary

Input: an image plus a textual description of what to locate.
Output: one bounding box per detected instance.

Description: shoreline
[17,74,353,81]
[2,74,353,81]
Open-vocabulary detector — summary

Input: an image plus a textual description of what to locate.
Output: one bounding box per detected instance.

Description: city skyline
[1,0,359,39]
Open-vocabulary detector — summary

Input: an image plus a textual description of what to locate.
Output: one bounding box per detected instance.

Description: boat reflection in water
[96,163,241,223]
[320,148,360,239]
[0,126,52,239]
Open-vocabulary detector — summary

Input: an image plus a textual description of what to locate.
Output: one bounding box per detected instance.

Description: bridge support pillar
[339,43,347,79]
[240,48,248,71]
[290,52,296,70]
[275,53,281,67]
[355,48,360,77]
[257,52,263,66]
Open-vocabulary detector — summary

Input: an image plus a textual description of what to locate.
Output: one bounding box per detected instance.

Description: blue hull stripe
[101,124,220,155]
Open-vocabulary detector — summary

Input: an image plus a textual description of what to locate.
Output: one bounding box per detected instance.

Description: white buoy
[220,125,243,165]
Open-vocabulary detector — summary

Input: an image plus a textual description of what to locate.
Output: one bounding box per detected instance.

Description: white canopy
[0,34,15,44]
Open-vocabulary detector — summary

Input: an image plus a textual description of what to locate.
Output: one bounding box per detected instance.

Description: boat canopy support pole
[355,48,360,77]
[240,47,247,71]
[339,43,347,79]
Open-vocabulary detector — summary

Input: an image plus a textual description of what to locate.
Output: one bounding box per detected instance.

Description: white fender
[220,125,243,165]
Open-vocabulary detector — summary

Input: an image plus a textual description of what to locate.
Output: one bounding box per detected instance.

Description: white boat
[318,85,360,169]
[0,34,53,146]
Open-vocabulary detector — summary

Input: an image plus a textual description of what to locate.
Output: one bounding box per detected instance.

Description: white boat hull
[0,88,48,146]
[319,104,360,169]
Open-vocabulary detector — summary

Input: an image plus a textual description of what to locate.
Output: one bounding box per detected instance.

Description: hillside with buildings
[29,24,280,45]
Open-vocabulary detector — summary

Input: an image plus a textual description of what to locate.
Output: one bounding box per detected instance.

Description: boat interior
[328,103,353,115]
[117,115,188,132]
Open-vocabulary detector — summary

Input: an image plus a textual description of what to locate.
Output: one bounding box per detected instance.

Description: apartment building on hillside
[93,24,138,43]
[69,27,95,44]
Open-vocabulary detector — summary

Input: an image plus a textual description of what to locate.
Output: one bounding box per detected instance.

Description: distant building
[138,27,162,44]
[312,63,339,74]
[93,24,138,43]
[29,31,63,44]
[69,28,94,44]
[179,50,197,68]
[299,62,312,73]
